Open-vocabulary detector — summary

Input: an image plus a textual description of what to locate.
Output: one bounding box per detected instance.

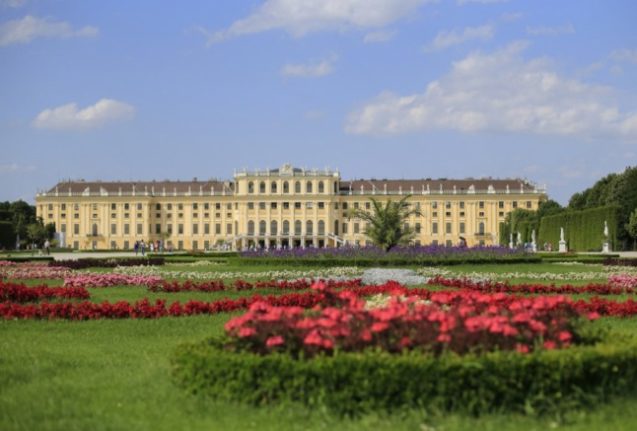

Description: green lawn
[2,263,637,430]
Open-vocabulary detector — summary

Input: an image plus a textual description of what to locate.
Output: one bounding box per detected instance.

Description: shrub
[604,258,637,267]
[51,257,165,270]
[172,334,637,416]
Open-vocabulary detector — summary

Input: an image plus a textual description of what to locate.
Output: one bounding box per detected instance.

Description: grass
[2,262,637,430]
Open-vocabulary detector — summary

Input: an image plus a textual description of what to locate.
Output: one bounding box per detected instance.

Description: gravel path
[361,268,429,286]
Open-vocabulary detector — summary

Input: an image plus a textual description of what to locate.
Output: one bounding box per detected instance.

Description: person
[134,241,139,256]
[149,242,154,253]
[140,240,146,256]
[44,239,50,255]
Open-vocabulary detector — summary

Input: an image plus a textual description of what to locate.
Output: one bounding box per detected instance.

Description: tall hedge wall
[0,221,14,249]
[538,206,619,251]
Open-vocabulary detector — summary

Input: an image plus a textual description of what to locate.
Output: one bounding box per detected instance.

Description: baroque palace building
[35,164,547,251]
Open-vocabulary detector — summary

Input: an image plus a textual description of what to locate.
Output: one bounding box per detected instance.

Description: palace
[35,164,547,251]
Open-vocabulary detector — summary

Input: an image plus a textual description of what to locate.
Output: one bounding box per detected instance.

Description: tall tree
[626,208,637,250]
[348,196,421,251]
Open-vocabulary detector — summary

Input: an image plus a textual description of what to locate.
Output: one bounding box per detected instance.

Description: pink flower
[238,327,256,337]
[266,335,284,347]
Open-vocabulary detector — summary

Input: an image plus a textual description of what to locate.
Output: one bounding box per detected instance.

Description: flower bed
[63,273,163,288]
[172,335,637,416]
[51,257,165,270]
[609,274,637,289]
[428,276,637,295]
[0,262,72,280]
[149,278,362,293]
[114,265,363,280]
[0,281,90,303]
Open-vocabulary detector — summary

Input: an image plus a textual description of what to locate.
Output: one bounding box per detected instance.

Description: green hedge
[0,220,14,249]
[0,256,55,263]
[172,336,637,416]
[237,255,541,267]
[538,206,619,252]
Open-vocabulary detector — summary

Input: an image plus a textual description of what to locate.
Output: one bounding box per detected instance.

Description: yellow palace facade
[35,164,547,251]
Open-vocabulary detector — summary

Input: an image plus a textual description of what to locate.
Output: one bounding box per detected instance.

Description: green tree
[626,208,637,250]
[347,196,421,251]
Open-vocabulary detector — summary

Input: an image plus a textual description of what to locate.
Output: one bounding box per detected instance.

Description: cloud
[363,29,395,43]
[32,99,135,130]
[0,163,35,174]
[200,0,431,45]
[458,0,509,4]
[526,23,575,36]
[345,42,637,139]
[0,15,98,46]
[610,48,637,64]
[426,24,493,51]
[281,55,336,77]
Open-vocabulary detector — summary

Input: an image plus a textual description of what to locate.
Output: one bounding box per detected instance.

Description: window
[498,201,504,209]
[479,212,485,217]
[227,203,232,210]
[193,213,198,219]
[248,182,254,194]
[270,220,278,236]
[204,223,210,234]
[294,202,301,209]
[259,181,266,194]
[354,223,359,234]
[526,201,532,209]
[92,204,98,211]
[178,224,184,235]
[415,223,421,234]
[283,202,290,210]
[247,221,255,235]
[167,224,173,235]
[365,202,371,210]
[215,224,221,234]
[204,213,209,219]
[61,224,66,233]
[478,222,485,234]
[204,240,209,250]
[460,201,465,209]
[193,203,198,210]
[432,202,438,209]
[479,201,484,209]
[445,212,451,217]
[111,203,116,210]
[259,221,266,235]
[156,203,161,210]
[74,224,80,235]
[178,240,183,250]
[111,241,117,250]
[111,224,117,235]
[306,181,313,194]
[192,240,198,251]
[178,213,183,219]
[137,203,142,210]
[306,220,313,235]
[295,181,301,193]
[124,224,130,235]
[259,202,266,210]
[342,203,348,210]
[334,220,339,236]
[318,220,325,235]
[354,202,359,209]
[295,221,302,235]
[271,202,277,209]
[445,201,451,209]
[318,202,325,209]
[499,212,505,217]
[248,202,254,210]
[137,213,142,218]
[283,181,289,194]
[111,213,116,219]
[61,203,66,211]
[156,213,161,218]
[226,223,232,234]
[283,220,290,235]
[512,201,518,209]
[215,203,221,210]
[271,181,277,194]
[192,224,199,235]
[433,212,438,218]
[156,224,161,234]
[75,213,80,219]
[167,203,173,210]
[446,222,452,234]
[204,203,209,210]
[460,222,465,234]
[306,202,313,209]
[318,181,324,193]
[432,222,438,234]
[178,203,183,210]
[460,211,465,217]
[342,222,348,234]
[137,224,143,235]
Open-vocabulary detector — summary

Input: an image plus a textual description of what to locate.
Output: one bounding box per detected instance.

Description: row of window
[247,180,333,195]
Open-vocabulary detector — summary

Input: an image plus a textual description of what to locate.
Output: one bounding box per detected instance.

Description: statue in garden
[559,227,567,253]
[531,229,537,253]
[602,220,611,253]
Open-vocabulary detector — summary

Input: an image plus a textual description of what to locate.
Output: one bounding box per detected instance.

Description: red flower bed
[147,278,363,293]
[224,282,591,356]
[428,276,635,295]
[0,281,90,303]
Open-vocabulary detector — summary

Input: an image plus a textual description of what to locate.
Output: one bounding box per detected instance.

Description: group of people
[134,240,170,255]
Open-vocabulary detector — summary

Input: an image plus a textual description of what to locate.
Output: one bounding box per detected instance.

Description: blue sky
[1,0,636,205]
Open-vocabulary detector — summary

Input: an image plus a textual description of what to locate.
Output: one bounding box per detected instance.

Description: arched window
[283,220,290,235]
[294,220,302,235]
[259,220,266,236]
[318,220,325,235]
[270,220,278,236]
[283,181,289,194]
[271,181,277,194]
[247,221,255,236]
[295,181,301,193]
[92,224,98,236]
[306,220,313,235]
[334,220,339,236]
[318,181,324,194]
[306,181,313,194]
[478,222,485,234]
[248,182,254,194]
[259,181,266,194]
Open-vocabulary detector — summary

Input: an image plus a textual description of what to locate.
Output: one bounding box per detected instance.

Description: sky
[1,0,636,205]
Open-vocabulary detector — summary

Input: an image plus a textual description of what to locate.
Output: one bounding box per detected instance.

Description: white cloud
[610,48,637,64]
[281,55,336,77]
[0,163,35,174]
[200,0,432,45]
[458,0,509,4]
[345,42,637,139]
[526,23,575,36]
[0,15,98,46]
[363,29,395,43]
[32,99,135,131]
[426,25,493,51]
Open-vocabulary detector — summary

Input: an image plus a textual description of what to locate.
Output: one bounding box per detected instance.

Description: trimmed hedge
[172,335,637,416]
[0,256,55,263]
[538,206,619,252]
[604,258,637,267]
[237,255,541,267]
[51,257,165,270]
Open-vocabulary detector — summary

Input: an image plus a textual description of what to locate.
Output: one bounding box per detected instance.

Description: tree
[626,208,637,250]
[347,196,421,251]
[26,222,48,246]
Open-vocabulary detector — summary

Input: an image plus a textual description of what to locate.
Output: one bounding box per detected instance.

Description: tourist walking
[134,241,139,256]
[44,239,50,255]
[140,240,146,256]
